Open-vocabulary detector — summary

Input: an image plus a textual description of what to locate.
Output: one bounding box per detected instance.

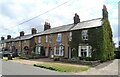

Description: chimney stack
[102,5,108,19]
[44,22,51,31]
[20,31,24,36]
[1,37,4,40]
[31,28,37,34]
[7,35,11,39]
[73,13,80,25]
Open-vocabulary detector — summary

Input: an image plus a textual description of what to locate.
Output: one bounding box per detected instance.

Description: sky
[0,0,119,47]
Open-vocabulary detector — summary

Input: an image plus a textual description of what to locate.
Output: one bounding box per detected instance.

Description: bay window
[54,44,64,56]
[78,45,91,57]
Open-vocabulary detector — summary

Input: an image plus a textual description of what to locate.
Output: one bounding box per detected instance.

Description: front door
[45,47,51,57]
[68,47,72,59]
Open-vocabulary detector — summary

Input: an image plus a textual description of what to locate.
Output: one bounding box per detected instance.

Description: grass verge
[34,62,90,73]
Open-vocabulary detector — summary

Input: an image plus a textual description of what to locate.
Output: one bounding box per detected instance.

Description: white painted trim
[78,45,92,57]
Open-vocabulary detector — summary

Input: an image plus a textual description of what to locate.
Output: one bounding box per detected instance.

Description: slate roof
[0,18,103,42]
[34,23,74,36]
[6,38,15,42]
[35,18,102,36]
[0,39,8,44]
[71,18,102,30]
[14,34,34,41]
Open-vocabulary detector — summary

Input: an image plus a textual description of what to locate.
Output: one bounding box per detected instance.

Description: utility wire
[18,0,72,26]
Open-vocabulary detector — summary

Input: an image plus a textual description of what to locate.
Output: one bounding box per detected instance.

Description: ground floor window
[35,46,41,54]
[78,45,92,57]
[54,44,64,56]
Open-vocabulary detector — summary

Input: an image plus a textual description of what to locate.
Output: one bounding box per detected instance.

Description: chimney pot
[73,13,80,24]
[31,28,37,34]
[102,5,108,19]
[1,37,4,40]
[44,21,51,31]
[7,35,11,39]
[20,31,24,36]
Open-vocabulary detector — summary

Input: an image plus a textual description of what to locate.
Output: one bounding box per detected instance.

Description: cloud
[0,0,119,47]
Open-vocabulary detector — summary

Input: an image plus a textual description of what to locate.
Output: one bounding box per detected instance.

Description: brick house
[14,28,37,54]
[0,5,114,61]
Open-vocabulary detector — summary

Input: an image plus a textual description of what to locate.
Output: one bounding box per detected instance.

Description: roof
[6,38,15,42]
[0,18,103,42]
[71,18,102,30]
[35,18,102,36]
[34,23,74,36]
[14,34,34,41]
[0,38,15,43]
[0,39,8,44]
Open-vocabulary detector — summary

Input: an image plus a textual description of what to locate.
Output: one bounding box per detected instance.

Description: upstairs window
[49,35,52,43]
[19,41,21,46]
[69,32,72,41]
[12,42,14,46]
[46,35,48,42]
[56,33,62,42]
[38,36,41,43]
[82,30,88,40]
[24,40,27,44]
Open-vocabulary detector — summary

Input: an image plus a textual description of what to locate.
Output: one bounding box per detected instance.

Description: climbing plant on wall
[69,19,114,62]
[69,30,87,58]
[101,19,114,61]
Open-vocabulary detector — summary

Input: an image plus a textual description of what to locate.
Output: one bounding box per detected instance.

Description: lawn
[34,62,91,73]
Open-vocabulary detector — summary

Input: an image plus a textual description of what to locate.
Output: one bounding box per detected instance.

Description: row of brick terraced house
[0,5,114,60]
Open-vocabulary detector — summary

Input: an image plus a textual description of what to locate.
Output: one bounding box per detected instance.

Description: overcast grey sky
[0,0,118,47]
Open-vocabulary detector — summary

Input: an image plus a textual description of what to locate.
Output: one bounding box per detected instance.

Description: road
[1,59,119,75]
[2,60,72,75]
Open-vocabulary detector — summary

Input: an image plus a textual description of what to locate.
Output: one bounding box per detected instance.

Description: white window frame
[69,32,72,41]
[46,35,48,42]
[54,45,64,56]
[82,30,88,40]
[49,35,52,43]
[19,41,21,46]
[78,45,91,57]
[35,46,41,54]
[24,40,27,44]
[38,36,41,43]
[12,42,14,46]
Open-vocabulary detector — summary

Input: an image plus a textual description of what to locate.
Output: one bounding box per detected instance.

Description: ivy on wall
[69,19,114,61]
[69,30,87,58]
[101,19,114,61]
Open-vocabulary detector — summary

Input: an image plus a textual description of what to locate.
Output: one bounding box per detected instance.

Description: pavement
[118,59,120,77]
[75,59,118,75]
